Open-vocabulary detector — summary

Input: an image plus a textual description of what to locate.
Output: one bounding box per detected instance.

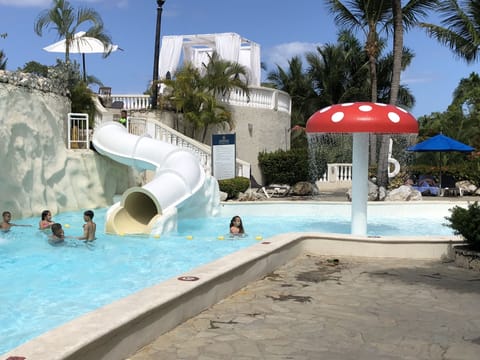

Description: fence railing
[106,86,292,114]
[317,163,353,183]
[126,117,251,178]
[67,113,89,150]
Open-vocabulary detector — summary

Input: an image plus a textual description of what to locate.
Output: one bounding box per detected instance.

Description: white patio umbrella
[43,31,120,81]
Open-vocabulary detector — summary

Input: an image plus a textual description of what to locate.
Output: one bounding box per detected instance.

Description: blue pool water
[0,204,455,354]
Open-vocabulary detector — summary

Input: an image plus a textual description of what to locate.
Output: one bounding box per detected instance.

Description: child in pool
[229,215,245,235]
[39,210,54,230]
[1,211,32,231]
[49,223,65,244]
[77,210,96,241]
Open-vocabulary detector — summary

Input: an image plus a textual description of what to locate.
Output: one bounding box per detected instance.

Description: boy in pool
[49,223,66,245]
[39,209,54,230]
[229,215,245,235]
[77,210,96,241]
[1,211,32,231]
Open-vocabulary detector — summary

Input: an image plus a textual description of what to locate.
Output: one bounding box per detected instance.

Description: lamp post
[151,0,165,110]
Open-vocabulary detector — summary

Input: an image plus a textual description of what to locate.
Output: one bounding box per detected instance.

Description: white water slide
[92,121,219,236]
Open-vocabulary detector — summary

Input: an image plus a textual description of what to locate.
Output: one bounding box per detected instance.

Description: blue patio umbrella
[407,134,474,187]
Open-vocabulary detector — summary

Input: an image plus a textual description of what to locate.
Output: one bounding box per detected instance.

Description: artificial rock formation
[0,72,130,219]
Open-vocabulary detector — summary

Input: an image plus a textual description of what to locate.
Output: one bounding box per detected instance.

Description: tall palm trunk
[367,25,379,165]
[377,0,404,191]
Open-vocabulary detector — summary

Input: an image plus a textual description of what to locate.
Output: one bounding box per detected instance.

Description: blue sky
[0,0,478,118]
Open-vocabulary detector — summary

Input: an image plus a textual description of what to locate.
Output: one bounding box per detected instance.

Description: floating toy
[64,224,70,228]
[255,235,263,241]
[153,234,160,239]
[186,235,193,240]
[217,235,225,240]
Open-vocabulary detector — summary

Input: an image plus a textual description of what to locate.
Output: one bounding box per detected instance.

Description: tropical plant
[34,0,112,63]
[445,201,480,249]
[20,61,50,77]
[164,62,235,142]
[267,56,317,129]
[326,0,437,190]
[420,0,480,62]
[202,51,249,97]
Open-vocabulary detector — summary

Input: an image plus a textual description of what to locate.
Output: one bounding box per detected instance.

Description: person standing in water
[1,211,32,231]
[39,210,54,230]
[77,210,96,241]
[229,215,245,235]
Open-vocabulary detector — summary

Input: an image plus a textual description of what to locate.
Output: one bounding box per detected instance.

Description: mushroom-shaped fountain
[306,102,418,236]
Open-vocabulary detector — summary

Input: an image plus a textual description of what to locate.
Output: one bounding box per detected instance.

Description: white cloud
[263,41,322,70]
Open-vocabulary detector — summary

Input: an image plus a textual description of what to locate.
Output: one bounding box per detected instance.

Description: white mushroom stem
[351,133,369,236]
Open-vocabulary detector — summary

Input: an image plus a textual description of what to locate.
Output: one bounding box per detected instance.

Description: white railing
[217,86,291,114]
[67,113,89,149]
[317,163,353,183]
[110,94,151,110]
[126,117,251,178]
[108,86,292,114]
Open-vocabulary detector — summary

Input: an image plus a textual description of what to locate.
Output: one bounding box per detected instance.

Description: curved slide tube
[92,121,215,235]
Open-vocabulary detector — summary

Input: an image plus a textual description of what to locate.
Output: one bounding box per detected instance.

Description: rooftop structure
[158,32,261,86]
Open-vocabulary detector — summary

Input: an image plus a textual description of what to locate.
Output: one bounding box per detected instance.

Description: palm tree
[202,51,250,97]
[326,0,437,187]
[307,30,371,107]
[164,63,235,142]
[420,0,480,62]
[267,56,317,127]
[375,0,437,189]
[34,0,112,63]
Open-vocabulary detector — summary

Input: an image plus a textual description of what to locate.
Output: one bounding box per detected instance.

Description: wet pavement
[128,255,480,360]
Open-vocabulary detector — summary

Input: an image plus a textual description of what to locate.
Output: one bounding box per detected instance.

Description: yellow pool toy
[255,235,263,241]
[217,235,225,240]
[64,224,70,228]
[186,235,193,240]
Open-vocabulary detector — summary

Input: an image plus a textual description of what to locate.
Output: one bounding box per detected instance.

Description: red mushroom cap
[306,102,418,134]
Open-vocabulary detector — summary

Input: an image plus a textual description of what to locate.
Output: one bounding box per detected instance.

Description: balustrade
[109,86,291,114]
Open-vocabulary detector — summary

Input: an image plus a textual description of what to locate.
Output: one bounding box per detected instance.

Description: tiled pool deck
[129,254,480,360]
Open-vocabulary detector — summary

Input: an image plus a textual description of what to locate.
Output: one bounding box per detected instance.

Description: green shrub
[445,201,480,250]
[218,177,250,199]
[258,148,310,185]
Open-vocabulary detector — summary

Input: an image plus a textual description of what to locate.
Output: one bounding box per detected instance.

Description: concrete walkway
[128,255,480,360]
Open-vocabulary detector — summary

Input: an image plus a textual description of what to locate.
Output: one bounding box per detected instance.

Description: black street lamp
[151,0,165,110]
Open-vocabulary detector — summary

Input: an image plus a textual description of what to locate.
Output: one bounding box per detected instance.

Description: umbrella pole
[82,53,86,82]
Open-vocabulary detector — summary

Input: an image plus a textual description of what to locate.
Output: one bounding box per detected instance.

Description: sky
[0,0,478,118]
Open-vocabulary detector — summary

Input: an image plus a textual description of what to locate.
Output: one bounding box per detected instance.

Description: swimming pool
[0,201,457,354]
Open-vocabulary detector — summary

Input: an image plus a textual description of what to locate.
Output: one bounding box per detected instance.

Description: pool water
[0,206,454,354]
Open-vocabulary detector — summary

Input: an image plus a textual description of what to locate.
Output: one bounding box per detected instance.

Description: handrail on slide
[92,121,206,235]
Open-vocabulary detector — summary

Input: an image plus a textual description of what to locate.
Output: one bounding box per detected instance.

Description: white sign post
[212,134,236,180]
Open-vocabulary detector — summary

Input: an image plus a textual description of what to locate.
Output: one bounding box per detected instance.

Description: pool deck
[128,254,480,360]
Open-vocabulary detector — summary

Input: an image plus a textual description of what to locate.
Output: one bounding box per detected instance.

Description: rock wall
[0,72,131,220]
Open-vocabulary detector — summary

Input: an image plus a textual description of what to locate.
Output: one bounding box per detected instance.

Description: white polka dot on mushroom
[359,105,372,112]
[331,112,344,123]
[388,112,400,123]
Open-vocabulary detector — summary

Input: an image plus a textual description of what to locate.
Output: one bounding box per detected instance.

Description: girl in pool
[39,210,54,230]
[229,215,245,235]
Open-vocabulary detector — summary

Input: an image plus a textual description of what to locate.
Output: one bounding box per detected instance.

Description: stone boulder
[346,180,379,201]
[237,189,267,201]
[385,185,422,201]
[290,181,318,196]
